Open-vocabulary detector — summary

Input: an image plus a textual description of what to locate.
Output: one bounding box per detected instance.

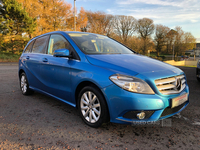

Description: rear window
[24,40,34,53]
[32,35,49,54]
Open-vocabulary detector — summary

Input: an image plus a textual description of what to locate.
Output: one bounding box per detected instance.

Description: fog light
[137,112,145,119]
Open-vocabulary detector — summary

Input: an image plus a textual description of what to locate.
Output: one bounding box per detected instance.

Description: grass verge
[0,53,20,62]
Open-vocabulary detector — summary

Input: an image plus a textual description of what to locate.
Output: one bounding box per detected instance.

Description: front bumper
[102,84,189,124]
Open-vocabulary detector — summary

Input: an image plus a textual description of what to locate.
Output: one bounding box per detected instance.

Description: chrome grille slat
[157,84,176,91]
[161,84,186,95]
[178,75,185,79]
[155,75,186,95]
[182,79,186,84]
[155,77,176,85]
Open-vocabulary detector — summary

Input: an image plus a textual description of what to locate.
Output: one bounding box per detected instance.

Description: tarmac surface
[0,63,200,149]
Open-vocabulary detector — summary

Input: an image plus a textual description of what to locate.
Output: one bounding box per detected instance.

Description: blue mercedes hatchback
[19,31,189,127]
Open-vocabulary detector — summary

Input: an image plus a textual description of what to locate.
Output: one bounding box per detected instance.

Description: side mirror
[53,49,72,58]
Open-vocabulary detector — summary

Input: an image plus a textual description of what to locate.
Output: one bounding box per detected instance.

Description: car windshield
[68,33,134,54]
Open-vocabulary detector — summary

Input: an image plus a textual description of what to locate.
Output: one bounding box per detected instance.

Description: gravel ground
[0,63,200,150]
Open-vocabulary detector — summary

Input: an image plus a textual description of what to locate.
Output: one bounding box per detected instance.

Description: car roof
[34,31,102,38]
[26,31,106,51]
[29,31,105,43]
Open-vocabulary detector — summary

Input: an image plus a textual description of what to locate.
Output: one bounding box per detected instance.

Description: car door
[24,35,50,90]
[39,34,73,102]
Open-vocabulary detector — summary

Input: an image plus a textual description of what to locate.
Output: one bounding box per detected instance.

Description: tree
[166,29,177,54]
[16,0,42,19]
[154,24,170,56]
[76,7,88,32]
[136,18,155,55]
[0,0,36,36]
[126,36,143,53]
[165,28,196,58]
[0,0,36,53]
[172,27,196,58]
[86,11,113,35]
[16,0,72,36]
[113,15,136,44]
[183,32,196,50]
[38,0,72,34]
[174,26,184,57]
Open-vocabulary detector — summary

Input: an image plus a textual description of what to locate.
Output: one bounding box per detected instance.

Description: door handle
[42,58,48,62]
[26,56,30,60]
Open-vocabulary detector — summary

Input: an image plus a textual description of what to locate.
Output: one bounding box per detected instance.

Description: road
[0,64,200,149]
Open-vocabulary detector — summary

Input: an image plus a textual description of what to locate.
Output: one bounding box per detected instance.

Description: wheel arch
[75,81,110,121]
[18,69,25,78]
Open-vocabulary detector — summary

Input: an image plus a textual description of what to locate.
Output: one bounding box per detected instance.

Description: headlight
[109,75,155,94]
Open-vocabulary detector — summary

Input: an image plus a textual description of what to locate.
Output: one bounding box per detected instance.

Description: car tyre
[78,86,109,128]
[20,72,34,95]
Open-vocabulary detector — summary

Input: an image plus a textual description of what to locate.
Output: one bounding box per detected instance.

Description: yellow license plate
[171,93,188,108]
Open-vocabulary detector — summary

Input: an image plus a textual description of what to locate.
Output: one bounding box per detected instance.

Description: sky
[67,0,200,42]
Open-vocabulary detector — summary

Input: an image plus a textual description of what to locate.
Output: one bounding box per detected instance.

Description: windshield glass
[68,33,134,54]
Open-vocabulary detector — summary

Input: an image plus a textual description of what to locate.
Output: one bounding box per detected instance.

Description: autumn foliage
[0,0,197,58]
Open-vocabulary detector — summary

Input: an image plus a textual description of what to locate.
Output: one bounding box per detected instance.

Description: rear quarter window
[24,40,35,53]
[32,35,49,54]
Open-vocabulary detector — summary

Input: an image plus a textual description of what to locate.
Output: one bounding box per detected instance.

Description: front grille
[155,75,186,95]
[160,101,187,117]
[123,111,154,119]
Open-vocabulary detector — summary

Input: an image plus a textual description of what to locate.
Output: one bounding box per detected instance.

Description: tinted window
[32,35,49,54]
[48,34,69,55]
[24,40,34,53]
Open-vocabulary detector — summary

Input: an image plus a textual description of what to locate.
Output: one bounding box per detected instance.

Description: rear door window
[32,35,50,54]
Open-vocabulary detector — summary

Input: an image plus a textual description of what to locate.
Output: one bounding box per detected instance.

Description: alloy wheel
[80,91,101,123]
[21,75,27,93]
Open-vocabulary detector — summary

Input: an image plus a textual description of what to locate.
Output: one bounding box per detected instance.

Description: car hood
[86,54,182,77]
